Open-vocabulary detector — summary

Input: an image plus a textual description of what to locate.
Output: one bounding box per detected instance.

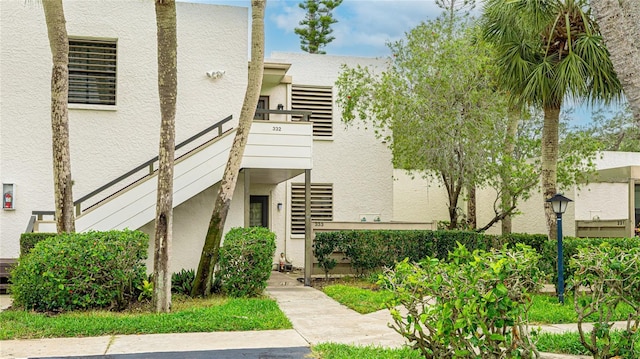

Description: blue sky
[189,0,619,125]
[190,0,445,57]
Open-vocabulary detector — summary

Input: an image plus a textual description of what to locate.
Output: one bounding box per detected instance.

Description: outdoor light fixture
[546,193,573,304]
[277,104,284,110]
[277,202,283,211]
[206,70,225,79]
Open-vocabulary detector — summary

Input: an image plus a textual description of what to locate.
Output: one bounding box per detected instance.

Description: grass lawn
[311,343,422,359]
[0,296,291,340]
[321,280,634,324]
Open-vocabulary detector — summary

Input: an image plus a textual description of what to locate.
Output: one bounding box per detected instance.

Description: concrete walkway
[0,272,630,359]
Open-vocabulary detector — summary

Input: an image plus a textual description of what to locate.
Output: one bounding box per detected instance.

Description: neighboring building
[1,1,637,274]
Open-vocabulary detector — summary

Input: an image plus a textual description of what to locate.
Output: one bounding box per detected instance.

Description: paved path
[0,271,630,359]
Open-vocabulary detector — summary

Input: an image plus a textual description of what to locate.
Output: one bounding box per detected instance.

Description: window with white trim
[291,85,333,137]
[68,38,117,105]
[291,183,333,235]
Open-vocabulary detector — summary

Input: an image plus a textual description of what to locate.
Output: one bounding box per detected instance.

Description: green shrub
[11,230,148,312]
[313,229,548,276]
[542,237,640,292]
[219,227,276,297]
[569,243,640,358]
[380,243,545,358]
[171,269,195,295]
[19,232,57,256]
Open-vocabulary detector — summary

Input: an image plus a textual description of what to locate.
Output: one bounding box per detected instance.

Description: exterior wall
[392,151,635,236]
[270,52,394,266]
[141,177,246,273]
[0,1,248,258]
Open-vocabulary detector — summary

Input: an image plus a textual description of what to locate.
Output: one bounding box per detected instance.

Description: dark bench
[0,259,17,294]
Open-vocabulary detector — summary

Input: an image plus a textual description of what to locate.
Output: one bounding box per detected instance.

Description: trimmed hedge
[219,227,276,297]
[19,232,57,256]
[313,229,639,282]
[11,230,148,312]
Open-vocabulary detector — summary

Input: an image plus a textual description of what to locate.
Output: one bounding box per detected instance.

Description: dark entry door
[250,195,269,227]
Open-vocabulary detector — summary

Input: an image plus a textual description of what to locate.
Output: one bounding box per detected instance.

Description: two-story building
[1,1,638,274]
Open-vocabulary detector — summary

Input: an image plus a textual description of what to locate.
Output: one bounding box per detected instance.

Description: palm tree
[482,0,622,239]
[192,0,266,297]
[42,0,75,233]
[152,0,177,313]
[591,0,640,125]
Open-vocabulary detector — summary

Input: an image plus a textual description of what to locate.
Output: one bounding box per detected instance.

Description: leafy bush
[542,237,640,292]
[11,230,148,312]
[219,227,276,297]
[569,243,640,358]
[380,243,545,358]
[171,269,195,295]
[19,232,57,256]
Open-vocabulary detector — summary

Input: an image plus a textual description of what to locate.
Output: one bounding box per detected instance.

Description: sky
[190,0,446,57]
[188,0,620,125]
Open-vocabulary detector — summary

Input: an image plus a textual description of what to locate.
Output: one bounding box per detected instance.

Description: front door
[250,195,269,227]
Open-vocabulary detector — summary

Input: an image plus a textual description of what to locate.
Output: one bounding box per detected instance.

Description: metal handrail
[30,108,314,228]
[73,115,233,215]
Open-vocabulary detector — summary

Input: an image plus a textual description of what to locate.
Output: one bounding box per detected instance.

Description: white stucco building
[1,1,638,273]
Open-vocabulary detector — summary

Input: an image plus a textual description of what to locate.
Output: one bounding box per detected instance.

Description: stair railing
[73,115,233,216]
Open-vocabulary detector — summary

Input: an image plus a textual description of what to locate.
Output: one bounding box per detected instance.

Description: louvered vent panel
[291,85,333,136]
[291,183,333,235]
[68,38,117,105]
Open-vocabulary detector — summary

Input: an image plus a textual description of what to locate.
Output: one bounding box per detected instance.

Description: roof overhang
[262,61,292,86]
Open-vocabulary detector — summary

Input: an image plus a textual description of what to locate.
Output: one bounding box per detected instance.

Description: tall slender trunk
[592,0,640,125]
[43,0,75,233]
[501,110,519,235]
[192,0,266,297]
[467,185,476,230]
[541,106,560,240]
[153,0,177,313]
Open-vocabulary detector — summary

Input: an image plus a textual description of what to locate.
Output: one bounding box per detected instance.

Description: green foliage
[171,268,195,296]
[481,0,622,110]
[136,279,153,302]
[0,296,291,340]
[541,236,640,292]
[314,229,548,276]
[569,243,640,358]
[380,244,545,358]
[528,293,634,325]
[10,230,148,312]
[294,0,343,54]
[322,284,394,314]
[575,105,640,152]
[219,227,276,298]
[312,343,422,359]
[535,331,640,357]
[19,232,57,256]
[337,17,512,229]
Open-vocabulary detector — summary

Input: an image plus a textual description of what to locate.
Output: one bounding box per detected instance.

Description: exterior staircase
[30,115,313,232]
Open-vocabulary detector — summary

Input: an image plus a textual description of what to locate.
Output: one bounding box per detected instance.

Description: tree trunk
[541,106,560,240]
[592,0,640,125]
[152,0,177,313]
[43,0,75,234]
[501,110,519,235]
[466,185,476,230]
[192,0,266,297]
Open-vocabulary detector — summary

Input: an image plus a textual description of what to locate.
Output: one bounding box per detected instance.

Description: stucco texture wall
[270,52,394,265]
[0,1,247,258]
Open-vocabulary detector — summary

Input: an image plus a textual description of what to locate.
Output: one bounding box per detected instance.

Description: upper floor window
[291,85,333,137]
[68,38,117,106]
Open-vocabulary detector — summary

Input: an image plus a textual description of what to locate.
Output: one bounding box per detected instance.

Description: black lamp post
[546,193,573,304]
